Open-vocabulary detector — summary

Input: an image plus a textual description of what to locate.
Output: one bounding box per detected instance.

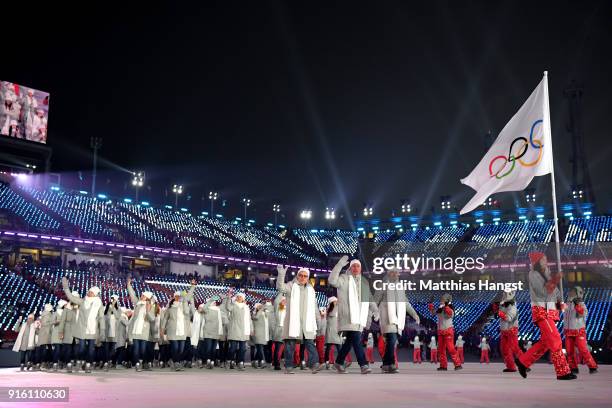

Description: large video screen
[0,81,50,144]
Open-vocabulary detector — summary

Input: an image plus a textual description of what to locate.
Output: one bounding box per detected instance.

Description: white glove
[334,255,350,271]
[276,265,288,275]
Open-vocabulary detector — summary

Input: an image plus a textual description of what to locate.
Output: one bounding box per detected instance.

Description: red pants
[438,329,461,369]
[430,349,438,363]
[565,331,597,370]
[457,347,464,364]
[315,336,325,364]
[366,347,374,363]
[500,328,522,370]
[518,315,570,377]
[480,349,489,363]
[293,345,309,366]
[413,348,421,363]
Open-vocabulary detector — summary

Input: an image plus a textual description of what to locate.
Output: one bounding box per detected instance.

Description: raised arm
[127,278,139,305]
[328,255,349,288]
[275,265,290,294]
[62,277,83,305]
[186,280,197,302]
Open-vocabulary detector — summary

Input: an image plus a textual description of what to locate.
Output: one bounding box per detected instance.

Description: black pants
[336,331,367,367]
[272,341,283,367]
[114,346,127,364]
[254,344,265,362]
[324,343,337,363]
[264,341,272,363]
[203,338,218,362]
[19,350,32,365]
[228,340,246,363]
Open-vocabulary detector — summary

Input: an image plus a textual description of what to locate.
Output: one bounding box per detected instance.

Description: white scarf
[348,275,369,328]
[191,311,203,346]
[12,321,36,352]
[235,302,250,336]
[260,310,270,342]
[174,302,185,337]
[83,296,102,335]
[278,308,286,328]
[386,282,407,331]
[108,313,116,338]
[209,305,223,336]
[288,283,317,338]
[132,301,147,335]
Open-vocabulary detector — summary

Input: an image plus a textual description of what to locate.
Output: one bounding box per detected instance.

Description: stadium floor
[0,363,609,408]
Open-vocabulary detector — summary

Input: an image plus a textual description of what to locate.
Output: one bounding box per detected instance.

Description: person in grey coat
[328,256,378,374]
[35,303,54,369]
[62,277,106,373]
[270,292,286,370]
[12,314,37,371]
[373,268,420,373]
[161,280,196,371]
[51,300,68,371]
[58,299,78,372]
[103,295,121,370]
[276,265,322,374]
[222,288,251,370]
[127,278,156,372]
[197,295,225,369]
[113,307,130,367]
[324,296,342,368]
[252,301,273,368]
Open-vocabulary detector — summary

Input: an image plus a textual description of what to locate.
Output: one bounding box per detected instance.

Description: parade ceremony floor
[0,362,610,408]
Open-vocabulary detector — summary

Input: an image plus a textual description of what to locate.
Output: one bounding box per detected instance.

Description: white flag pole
[543,70,564,294]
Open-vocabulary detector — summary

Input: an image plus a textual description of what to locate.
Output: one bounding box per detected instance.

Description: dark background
[3,1,611,227]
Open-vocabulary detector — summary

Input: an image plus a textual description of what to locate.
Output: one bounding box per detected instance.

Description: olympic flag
[459,72,554,214]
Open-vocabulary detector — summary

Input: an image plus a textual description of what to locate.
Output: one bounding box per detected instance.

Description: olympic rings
[488,119,544,179]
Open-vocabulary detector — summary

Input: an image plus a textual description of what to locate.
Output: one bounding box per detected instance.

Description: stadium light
[132,171,145,203]
[325,207,335,228]
[242,197,251,220]
[362,204,373,217]
[209,191,218,217]
[300,209,312,219]
[173,184,183,208]
[440,195,452,211]
[525,188,536,203]
[570,185,584,200]
[400,200,411,214]
[272,203,280,225]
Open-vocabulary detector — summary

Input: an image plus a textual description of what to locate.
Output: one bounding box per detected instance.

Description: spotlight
[400,200,411,214]
[362,204,373,217]
[325,207,336,220]
[300,209,312,220]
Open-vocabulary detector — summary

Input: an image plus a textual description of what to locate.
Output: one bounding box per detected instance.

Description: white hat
[415,335,419,341]
[458,334,462,339]
[110,294,119,301]
[431,336,435,340]
[235,292,246,299]
[57,299,68,309]
[297,268,310,277]
[44,304,53,312]
[142,291,153,300]
[254,303,262,309]
[481,337,487,342]
[173,291,181,297]
[328,296,337,304]
[349,259,361,267]
[89,286,100,296]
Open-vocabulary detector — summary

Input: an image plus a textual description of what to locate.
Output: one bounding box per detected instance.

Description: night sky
[4,1,611,226]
